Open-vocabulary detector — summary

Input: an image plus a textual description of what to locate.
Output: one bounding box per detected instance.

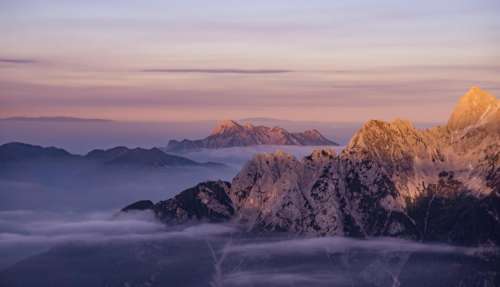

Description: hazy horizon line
[0,116,445,125]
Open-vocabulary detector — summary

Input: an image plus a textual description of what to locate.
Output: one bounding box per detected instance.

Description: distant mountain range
[166,120,338,152]
[0,142,223,168]
[125,87,500,246]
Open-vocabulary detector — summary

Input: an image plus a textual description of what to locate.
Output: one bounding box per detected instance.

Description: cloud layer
[225,236,477,257]
[141,68,293,74]
[0,210,235,248]
[0,209,492,284]
[0,58,38,65]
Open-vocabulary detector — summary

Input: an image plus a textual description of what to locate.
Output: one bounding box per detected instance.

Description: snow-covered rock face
[228,87,500,243]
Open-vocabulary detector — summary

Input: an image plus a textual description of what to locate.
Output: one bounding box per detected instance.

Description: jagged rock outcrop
[226,87,499,244]
[125,87,500,245]
[229,148,416,238]
[123,181,234,224]
[166,120,337,152]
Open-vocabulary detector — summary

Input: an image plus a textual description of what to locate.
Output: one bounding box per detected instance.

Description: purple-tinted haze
[1,0,499,122]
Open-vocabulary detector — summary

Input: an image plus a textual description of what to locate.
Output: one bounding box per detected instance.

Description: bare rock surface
[128,87,500,245]
[166,120,338,151]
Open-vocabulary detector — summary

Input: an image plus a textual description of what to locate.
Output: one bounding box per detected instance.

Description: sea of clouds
[0,208,490,286]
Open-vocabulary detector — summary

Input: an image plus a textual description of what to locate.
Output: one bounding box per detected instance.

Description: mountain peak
[167,120,338,151]
[391,118,413,127]
[461,86,496,106]
[447,86,498,131]
[211,120,242,135]
[302,129,321,136]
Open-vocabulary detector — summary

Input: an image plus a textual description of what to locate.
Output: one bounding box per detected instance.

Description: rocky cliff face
[227,87,499,244]
[126,87,500,245]
[166,120,337,152]
[229,148,415,238]
[123,181,234,224]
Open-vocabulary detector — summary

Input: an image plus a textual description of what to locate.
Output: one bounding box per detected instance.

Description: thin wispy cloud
[311,65,500,75]
[225,236,478,256]
[141,68,293,74]
[0,210,236,248]
[0,58,38,65]
[0,210,236,268]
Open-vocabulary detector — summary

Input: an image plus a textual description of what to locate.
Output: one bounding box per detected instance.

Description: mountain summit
[166,120,337,152]
[210,119,243,135]
[130,87,500,246]
[447,86,499,131]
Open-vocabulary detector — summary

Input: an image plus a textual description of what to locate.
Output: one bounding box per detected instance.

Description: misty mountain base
[125,87,500,247]
[1,87,499,287]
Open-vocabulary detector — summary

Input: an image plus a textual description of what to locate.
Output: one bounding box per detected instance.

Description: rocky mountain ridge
[0,143,223,168]
[125,87,499,245]
[0,142,77,162]
[122,181,234,223]
[166,120,337,152]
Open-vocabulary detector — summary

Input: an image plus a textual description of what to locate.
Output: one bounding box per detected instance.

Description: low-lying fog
[0,209,496,286]
[1,119,491,286]
[0,145,340,212]
[0,144,345,272]
[176,145,346,169]
[0,159,236,211]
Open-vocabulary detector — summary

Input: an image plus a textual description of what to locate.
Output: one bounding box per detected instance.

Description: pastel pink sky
[1,0,499,122]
